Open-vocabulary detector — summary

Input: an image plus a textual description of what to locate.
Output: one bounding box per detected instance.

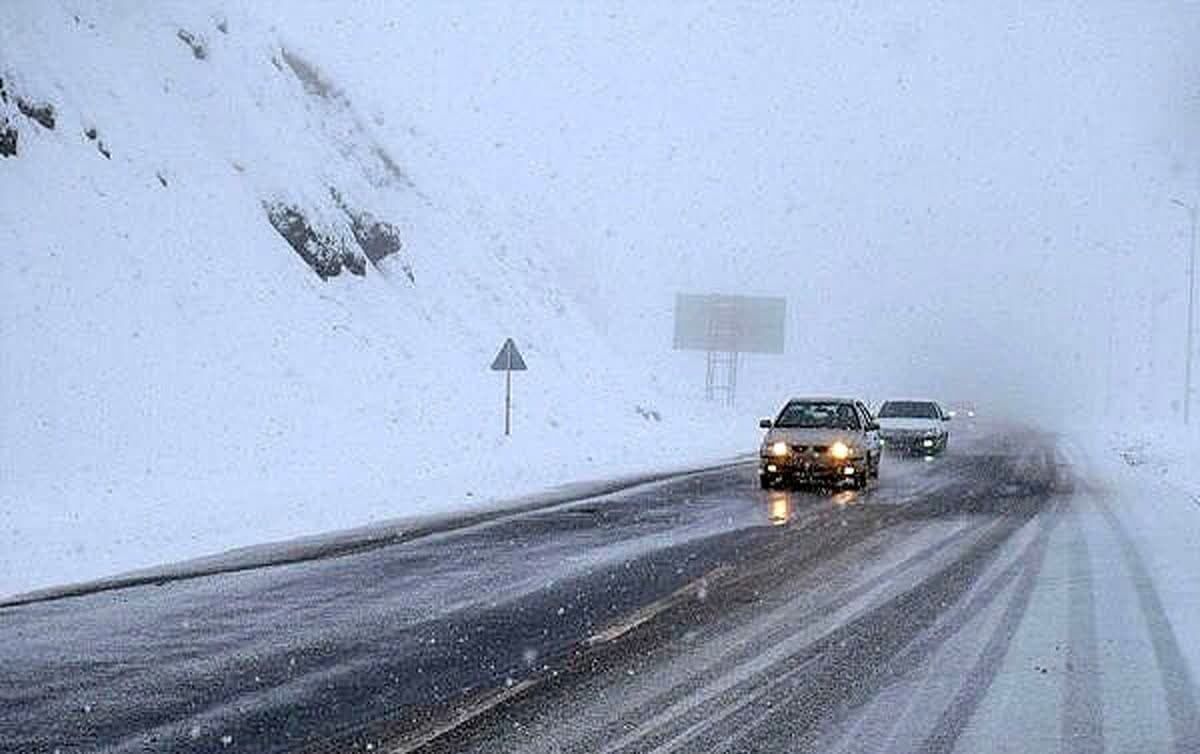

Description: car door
[855,401,881,460]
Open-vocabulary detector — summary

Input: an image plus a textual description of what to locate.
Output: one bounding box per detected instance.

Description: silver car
[876,399,950,455]
[758,397,882,489]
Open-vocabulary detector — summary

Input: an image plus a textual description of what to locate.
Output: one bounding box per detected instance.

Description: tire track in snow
[650,497,1059,753]
[915,498,1063,754]
[1061,502,1105,754]
[589,518,996,754]
[1094,495,1200,753]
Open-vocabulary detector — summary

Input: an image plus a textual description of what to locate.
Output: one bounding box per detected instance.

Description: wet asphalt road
[2,424,1197,753]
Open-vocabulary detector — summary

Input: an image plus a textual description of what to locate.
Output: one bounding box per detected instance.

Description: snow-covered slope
[0,3,744,597]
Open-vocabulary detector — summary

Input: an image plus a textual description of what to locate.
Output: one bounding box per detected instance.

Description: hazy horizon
[266,0,1200,421]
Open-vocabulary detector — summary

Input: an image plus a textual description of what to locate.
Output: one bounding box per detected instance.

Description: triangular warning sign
[490,338,527,371]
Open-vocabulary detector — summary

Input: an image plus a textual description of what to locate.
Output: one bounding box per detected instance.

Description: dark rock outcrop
[329,187,415,282]
[264,202,366,280]
[279,48,338,100]
[176,29,207,60]
[349,213,401,265]
[16,98,54,130]
[0,118,16,157]
[351,214,415,282]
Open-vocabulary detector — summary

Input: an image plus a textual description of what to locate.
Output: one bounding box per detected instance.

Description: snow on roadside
[1071,422,1200,681]
[1105,423,1200,499]
[0,3,759,600]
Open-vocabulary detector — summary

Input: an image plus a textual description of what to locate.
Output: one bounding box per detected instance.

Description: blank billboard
[673,294,786,354]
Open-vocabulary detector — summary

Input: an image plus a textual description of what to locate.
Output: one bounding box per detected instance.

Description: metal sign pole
[672,293,786,403]
[505,367,512,436]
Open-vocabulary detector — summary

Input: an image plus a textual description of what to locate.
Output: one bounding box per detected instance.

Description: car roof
[785,396,860,405]
[880,398,940,404]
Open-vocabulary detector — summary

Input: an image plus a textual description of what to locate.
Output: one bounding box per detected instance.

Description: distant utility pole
[1171,198,1197,425]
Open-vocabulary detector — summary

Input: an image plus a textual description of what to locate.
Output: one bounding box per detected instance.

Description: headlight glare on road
[769,441,790,457]
[830,441,851,460]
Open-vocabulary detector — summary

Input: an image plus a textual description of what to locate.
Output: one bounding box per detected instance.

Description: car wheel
[870,454,880,478]
[760,475,775,490]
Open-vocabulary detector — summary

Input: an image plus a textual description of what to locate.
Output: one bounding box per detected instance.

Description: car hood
[877,417,943,432]
[764,427,861,446]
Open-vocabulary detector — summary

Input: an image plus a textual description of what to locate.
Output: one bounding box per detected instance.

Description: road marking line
[386,677,539,754]
[586,566,734,647]
[385,564,735,753]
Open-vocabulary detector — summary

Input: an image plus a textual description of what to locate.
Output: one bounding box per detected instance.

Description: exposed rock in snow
[330,186,411,279]
[0,118,15,157]
[16,97,54,130]
[176,29,207,60]
[264,201,365,280]
[279,48,338,101]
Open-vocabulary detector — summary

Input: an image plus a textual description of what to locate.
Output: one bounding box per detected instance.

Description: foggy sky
[270,1,1200,421]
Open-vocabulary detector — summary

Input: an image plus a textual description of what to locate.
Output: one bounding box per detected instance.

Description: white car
[876,400,950,455]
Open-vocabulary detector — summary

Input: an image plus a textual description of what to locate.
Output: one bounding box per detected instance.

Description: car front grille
[790,444,829,454]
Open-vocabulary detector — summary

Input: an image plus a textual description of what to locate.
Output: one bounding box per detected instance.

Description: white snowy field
[0,3,755,598]
[1103,422,1200,496]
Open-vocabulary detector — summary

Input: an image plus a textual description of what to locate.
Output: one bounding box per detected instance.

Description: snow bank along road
[2,424,1197,753]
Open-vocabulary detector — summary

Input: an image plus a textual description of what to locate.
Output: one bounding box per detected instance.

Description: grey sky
[274,0,1200,418]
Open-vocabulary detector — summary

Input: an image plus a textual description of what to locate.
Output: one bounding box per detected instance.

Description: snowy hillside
[0,3,744,597]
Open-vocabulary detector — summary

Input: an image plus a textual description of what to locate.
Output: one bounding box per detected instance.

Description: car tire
[760,475,775,490]
[870,454,880,478]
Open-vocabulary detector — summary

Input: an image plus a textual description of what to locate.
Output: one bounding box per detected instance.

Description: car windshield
[878,401,941,419]
[775,402,860,430]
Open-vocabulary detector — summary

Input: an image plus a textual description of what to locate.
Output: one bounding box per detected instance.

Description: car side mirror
[868,421,880,431]
[943,415,952,422]
[759,418,773,429]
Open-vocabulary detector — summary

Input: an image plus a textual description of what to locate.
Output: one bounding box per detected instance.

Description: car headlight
[768,441,790,457]
[830,441,851,460]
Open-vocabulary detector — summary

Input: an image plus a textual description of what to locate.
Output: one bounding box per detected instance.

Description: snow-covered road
[1,423,1196,754]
